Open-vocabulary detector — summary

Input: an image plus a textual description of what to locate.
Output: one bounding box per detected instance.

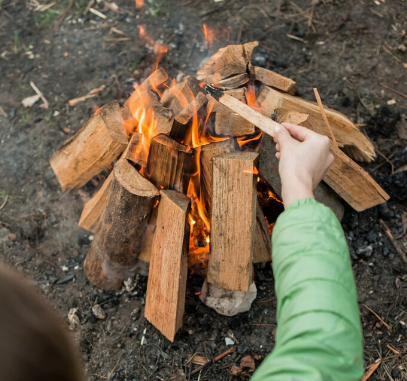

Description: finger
[276,143,280,152]
[275,152,281,160]
[281,123,315,142]
[273,125,293,148]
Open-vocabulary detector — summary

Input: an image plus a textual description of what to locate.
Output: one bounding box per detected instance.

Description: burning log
[84,158,159,290]
[253,201,272,263]
[145,134,194,194]
[123,131,147,168]
[212,89,255,137]
[50,101,128,191]
[170,92,208,140]
[250,65,297,95]
[257,86,376,162]
[145,90,174,135]
[200,138,240,217]
[197,41,258,84]
[207,152,258,292]
[145,190,190,342]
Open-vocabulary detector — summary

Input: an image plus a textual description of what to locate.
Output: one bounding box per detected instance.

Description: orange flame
[135,0,144,9]
[138,25,168,69]
[202,24,214,48]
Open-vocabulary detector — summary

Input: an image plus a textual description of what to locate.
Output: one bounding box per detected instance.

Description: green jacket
[252,198,364,381]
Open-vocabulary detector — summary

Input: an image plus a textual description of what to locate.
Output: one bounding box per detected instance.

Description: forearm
[252,199,363,381]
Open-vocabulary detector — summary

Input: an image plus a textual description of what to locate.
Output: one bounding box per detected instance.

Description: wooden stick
[208,152,258,292]
[253,201,272,263]
[50,100,128,191]
[144,190,190,342]
[361,359,382,381]
[379,219,407,263]
[83,159,159,290]
[380,83,407,100]
[190,348,236,376]
[313,87,338,148]
[363,304,391,330]
[250,65,297,95]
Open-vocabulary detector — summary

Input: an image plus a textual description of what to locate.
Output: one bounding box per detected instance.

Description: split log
[250,65,297,95]
[213,73,250,89]
[50,100,128,191]
[161,76,204,113]
[145,89,174,135]
[257,113,345,220]
[84,158,159,290]
[197,41,258,84]
[123,131,147,168]
[207,152,259,292]
[170,92,208,140]
[257,86,375,162]
[145,190,190,342]
[253,201,272,263]
[212,89,255,136]
[145,134,194,194]
[78,172,113,232]
[200,138,240,217]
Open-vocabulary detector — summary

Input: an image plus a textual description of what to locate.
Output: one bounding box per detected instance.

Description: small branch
[380,83,407,100]
[363,304,391,330]
[29,81,49,109]
[190,347,235,376]
[54,0,74,32]
[380,219,407,264]
[313,87,338,148]
[0,194,8,211]
[361,359,381,381]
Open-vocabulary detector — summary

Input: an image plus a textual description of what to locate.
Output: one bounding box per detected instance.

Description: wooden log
[161,76,204,113]
[145,89,174,135]
[250,65,297,95]
[253,201,272,263]
[145,190,190,342]
[50,101,128,191]
[83,158,159,290]
[257,86,375,162]
[145,134,194,194]
[200,138,240,217]
[207,152,258,292]
[213,73,250,89]
[213,89,255,136]
[170,92,208,140]
[197,41,258,84]
[123,131,147,168]
[78,172,113,232]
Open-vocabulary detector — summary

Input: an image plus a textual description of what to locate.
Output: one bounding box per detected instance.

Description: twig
[54,0,74,32]
[190,347,235,376]
[107,351,124,381]
[89,7,107,19]
[30,81,49,109]
[0,106,7,117]
[286,34,308,44]
[313,88,338,148]
[395,212,407,240]
[376,150,395,174]
[361,359,382,381]
[380,83,407,100]
[363,304,391,330]
[380,219,407,264]
[83,0,95,15]
[0,194,8,211]
[386,344,400,355]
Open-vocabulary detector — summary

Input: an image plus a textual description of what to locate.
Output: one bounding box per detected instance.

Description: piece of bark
[78,172,113,232]
[197,41,258,84]
[325,146,389,211]
[207,152,258,292]
[213,89,255,136]
[250,65,297,95]
[257,114,345,220]
[145,134,194,194]
[200,138,240,218]
[50,101,128,191]
[83,159,159,290]
[253,201,272,263]
[161,76,204,113]
[170,92,208,140]
[144,190,190,342]
[257,86,375,162]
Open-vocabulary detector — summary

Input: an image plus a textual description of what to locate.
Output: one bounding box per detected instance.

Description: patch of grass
[130,59,141,69]
[44,112,52,123]
[34,8,59,29]
[147,0,166,16]
[13,32,19,53]
[21,109,31,122]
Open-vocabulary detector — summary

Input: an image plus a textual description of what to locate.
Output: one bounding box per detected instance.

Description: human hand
[273,123,334,208]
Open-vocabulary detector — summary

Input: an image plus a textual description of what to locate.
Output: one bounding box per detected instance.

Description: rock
[367,231,377,243]
[0,227,11,244]
[199,280,257,316]
[92,304,106,320]
[225,337,234,345]
[67,308,80,330]
[356,245,373,259]
[371,104,400,137]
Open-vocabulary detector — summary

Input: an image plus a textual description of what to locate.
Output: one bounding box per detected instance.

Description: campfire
[50,41,389,341]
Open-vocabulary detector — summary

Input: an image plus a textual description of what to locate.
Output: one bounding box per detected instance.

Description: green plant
[13,32,19,53]
[147,0,165,16]
[34,8,59,29]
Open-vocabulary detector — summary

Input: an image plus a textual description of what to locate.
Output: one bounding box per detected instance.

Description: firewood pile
[50,41,389,341]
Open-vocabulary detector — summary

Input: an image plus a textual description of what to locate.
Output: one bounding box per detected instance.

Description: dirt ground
[1,0,407,379]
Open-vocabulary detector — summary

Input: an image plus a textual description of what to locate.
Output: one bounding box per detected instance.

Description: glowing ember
[202,24,215,48]
[135,0,144,9]
[138,25,168,69]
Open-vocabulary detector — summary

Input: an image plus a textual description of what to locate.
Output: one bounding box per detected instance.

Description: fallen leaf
[240,355,256,372]
[22,94,40,108]
[230,365,242,376]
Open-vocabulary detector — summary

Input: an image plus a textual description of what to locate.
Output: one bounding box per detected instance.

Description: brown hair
[0,263,84,381]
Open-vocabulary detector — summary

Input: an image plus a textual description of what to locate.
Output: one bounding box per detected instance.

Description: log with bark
[84,158,159,290]
[207,152,259,292]
[145,190,190,342]
[50,101,128,191]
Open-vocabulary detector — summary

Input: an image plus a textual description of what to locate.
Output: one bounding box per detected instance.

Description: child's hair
[0,263,84,381]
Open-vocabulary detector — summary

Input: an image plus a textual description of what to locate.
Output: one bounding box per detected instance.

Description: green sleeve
[251,198,363,381]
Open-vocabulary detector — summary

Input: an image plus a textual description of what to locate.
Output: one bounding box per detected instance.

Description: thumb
[273,124,292,148]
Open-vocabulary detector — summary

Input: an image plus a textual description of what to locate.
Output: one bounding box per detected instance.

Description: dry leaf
[230,365,242,376]
[240,355,256,372]
[22,94,40,108]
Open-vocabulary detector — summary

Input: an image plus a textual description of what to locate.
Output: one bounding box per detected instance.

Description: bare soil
[1,0,407,380]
